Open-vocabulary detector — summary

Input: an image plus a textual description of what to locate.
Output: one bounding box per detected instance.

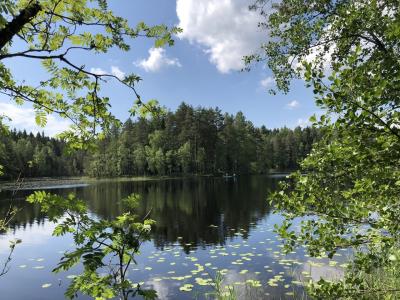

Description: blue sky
[1,0,318,136]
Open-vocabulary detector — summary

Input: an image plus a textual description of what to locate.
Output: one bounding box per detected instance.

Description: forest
[1,0,399,299]
[0,102,320,179]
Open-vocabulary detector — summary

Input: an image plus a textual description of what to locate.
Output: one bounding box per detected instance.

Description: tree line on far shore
[0,103,320,179]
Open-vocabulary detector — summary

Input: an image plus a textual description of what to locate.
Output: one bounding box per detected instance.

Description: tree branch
[0,1,42,51]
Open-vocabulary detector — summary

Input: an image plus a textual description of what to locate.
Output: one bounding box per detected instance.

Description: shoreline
[0,172,292,191]
[0,176,179,191]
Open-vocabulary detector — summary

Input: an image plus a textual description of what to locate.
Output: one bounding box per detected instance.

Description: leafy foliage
[27,192,156,300]
[249,0,400,298]
[0,0,181,150]
[0,0,178,288]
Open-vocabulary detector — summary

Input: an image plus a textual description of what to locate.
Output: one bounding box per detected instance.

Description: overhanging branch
[0,1,42,51]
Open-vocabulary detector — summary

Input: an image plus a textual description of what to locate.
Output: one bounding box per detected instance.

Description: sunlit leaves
[0,0,180,151]
[27,192,157,299]
[251,0,400,298]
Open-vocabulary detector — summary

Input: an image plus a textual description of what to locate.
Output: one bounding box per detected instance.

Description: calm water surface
[0,176,346,299]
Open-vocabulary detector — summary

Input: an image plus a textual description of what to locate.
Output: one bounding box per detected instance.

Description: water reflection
[0,176,349,300]
[1,176,278,250]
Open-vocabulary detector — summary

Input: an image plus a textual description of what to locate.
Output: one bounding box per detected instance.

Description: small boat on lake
[222,173,237,179]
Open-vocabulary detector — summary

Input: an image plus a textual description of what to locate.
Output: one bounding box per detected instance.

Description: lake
[0,176,346,299]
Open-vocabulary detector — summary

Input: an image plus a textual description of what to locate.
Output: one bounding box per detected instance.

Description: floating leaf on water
[301,271,310,275]
[243,257,252,261]
[33,266,45,270]
[186,256,198,262]
[145,267,152,271]
[171,276,185,281]
[245,279,262,288]
[66,275,77,279]
[41,283,52,288]
[19,265,27,268]
[239,269,248,275]
[179,284,193,292]
[195,277,213,286]
[219,269,228,275]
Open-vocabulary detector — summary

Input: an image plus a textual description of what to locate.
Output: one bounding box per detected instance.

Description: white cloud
[292,26,335,75]
[111,66,125,80]
[0,102,71,136]
[90,67,107,75]
[135,47,181,72]
[296,43,335,74]
[147,279,175,300]
[286,100,300,110]
[260,76,274,88]
[176,0,264,73]
[90,66,125,80]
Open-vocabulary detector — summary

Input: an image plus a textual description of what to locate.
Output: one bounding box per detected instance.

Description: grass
[354,251,400,299]
[203,271,237,300]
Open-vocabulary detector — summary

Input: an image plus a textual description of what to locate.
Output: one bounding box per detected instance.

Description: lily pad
[179,284,193,292]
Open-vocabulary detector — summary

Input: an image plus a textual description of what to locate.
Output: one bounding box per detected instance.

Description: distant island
[0,103,319,180]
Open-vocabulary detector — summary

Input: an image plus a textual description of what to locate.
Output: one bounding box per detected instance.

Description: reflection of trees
[144,177,276,250]
[1,192,47,232]
[0,176,279,249]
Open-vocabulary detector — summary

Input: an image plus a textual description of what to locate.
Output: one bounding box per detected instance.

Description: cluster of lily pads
[126,223,350,298]
[17,222,349,298]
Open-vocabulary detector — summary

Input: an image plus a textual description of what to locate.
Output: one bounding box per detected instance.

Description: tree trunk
[0,2,42,52]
